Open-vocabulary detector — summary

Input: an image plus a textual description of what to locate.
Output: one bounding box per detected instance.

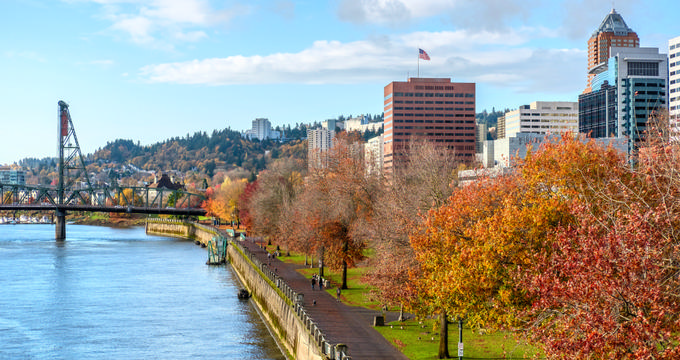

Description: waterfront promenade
[222,228,408,360]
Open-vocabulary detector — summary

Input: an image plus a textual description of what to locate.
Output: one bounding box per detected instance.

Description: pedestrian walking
[311,276,316,290]
[336,287,341,301]
[319,278,324,291]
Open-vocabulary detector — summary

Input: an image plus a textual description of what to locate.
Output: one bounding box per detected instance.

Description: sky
[1,0,678,165]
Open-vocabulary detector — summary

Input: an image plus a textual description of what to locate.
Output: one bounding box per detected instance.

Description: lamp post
[457,318,464,360]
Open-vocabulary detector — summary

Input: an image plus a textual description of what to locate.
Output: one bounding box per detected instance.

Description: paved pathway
[229,233,408,360]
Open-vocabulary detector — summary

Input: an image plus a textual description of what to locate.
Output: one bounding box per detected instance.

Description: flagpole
[417,48,420,78]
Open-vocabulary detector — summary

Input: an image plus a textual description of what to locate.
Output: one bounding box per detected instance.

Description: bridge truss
[0,101,205,217]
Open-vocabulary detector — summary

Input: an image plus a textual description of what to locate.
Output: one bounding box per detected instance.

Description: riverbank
[0,210,149,228]
[145,219,407,360]
[69,213,147,227]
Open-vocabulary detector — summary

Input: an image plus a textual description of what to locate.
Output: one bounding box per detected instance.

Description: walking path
[227,231,408,360]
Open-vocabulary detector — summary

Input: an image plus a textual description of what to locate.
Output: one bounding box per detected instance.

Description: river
[0,224,285,360]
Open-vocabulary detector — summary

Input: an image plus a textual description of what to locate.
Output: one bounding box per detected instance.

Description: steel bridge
[0,101,206,239]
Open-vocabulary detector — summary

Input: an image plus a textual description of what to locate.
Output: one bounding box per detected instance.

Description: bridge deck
[0,204,206,216]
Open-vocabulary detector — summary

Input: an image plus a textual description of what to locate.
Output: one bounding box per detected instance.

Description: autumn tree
[279,178,323,267]
[246,158,305,242]
[115,188,143,206]
[363,139,460,328]
[203,177,247,223]
[293,132,380,289]
[237,180,258,232]
[410,133,629,359]
[517,115,680,359]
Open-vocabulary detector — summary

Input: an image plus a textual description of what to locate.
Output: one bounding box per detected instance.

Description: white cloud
[111,15,155,44]
[139,29,585,95]
[336,0,536,31]
[68,0,244,47]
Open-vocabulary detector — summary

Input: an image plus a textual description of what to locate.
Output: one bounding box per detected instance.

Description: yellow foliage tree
[206,177,247,223]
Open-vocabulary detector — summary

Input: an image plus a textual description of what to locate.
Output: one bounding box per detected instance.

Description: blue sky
[1,0,678,165]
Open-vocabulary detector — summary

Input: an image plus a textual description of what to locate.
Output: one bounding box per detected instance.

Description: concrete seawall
[145,218,217,246]
[145,219,334,360]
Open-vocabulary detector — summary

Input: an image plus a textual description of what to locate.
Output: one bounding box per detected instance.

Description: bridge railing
[0,182,205,210]
[230,238,351,360]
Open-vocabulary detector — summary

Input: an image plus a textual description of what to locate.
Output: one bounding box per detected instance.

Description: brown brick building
[383,77,476,173]
[585,8,639,93]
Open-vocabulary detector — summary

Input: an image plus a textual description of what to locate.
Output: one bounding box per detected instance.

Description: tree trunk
[398,303,405,322]
[438,311,450,359]
[318,246,325,277]
[341,260,348,289]
[341,240,348,289]
[304,254,308,266]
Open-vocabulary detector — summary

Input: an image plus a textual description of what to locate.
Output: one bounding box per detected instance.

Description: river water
[0,224,285,360]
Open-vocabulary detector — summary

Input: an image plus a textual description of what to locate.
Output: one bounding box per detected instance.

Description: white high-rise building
[503,101,579,138]
[483,101,579,168]
[364,134,384,175]
[307,128,335,169]
[670,36,680,138]
[241,118,281,140]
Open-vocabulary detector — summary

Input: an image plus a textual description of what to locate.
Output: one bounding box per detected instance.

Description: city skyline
[1,0,678,165]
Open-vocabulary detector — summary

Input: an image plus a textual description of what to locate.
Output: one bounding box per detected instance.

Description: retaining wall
[145,219,348,360]
[228,240,338,360]
[145,218,217,246]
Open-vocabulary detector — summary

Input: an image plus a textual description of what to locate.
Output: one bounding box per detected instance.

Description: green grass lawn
[266,247,541,359]
[374,318,540,359]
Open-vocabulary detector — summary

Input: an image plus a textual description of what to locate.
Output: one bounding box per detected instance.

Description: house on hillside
[148,173,184,191]
[146,174,185,206]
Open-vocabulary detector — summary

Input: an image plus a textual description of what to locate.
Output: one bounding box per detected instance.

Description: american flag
[419,48,430,61]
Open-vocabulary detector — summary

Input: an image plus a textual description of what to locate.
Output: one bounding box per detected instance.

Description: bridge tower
[56,100,93,240]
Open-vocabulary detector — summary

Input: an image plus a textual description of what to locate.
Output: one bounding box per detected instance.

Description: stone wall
[145,219,349,360]
[145,218,217,246]
[227,241,333,360]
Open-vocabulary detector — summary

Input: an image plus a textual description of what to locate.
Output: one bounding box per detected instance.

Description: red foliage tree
[238,180,258,232]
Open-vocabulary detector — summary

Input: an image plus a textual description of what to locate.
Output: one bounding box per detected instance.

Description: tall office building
[585,9,639,93]
[579,47,668,156]
[670,36,680,137]
[482,101,578,168]
[383,77,476,173]
[0,167,26,185]
[364,134,384,175]
[502,101,579,138]
[307,128,335,169]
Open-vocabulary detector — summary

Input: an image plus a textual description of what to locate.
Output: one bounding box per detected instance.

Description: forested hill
[18,113,382,186]
[91,128,306,177]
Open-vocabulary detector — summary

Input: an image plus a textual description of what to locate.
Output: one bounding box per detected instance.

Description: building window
[628,62,659,77]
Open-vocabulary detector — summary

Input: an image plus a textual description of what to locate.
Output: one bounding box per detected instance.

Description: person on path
[311,276,316,290]
[336,287,341,301]
[319,278,324,291]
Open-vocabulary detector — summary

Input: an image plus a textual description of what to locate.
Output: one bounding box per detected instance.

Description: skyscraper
[585,9,639,93]
[579,47,668,157]
[383,77,476,174]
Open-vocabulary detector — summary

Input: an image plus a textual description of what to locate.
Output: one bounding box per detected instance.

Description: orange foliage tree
[410,133,632,359]
[203,177,247,223]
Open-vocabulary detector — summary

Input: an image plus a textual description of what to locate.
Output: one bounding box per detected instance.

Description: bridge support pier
[55,209,66,241]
